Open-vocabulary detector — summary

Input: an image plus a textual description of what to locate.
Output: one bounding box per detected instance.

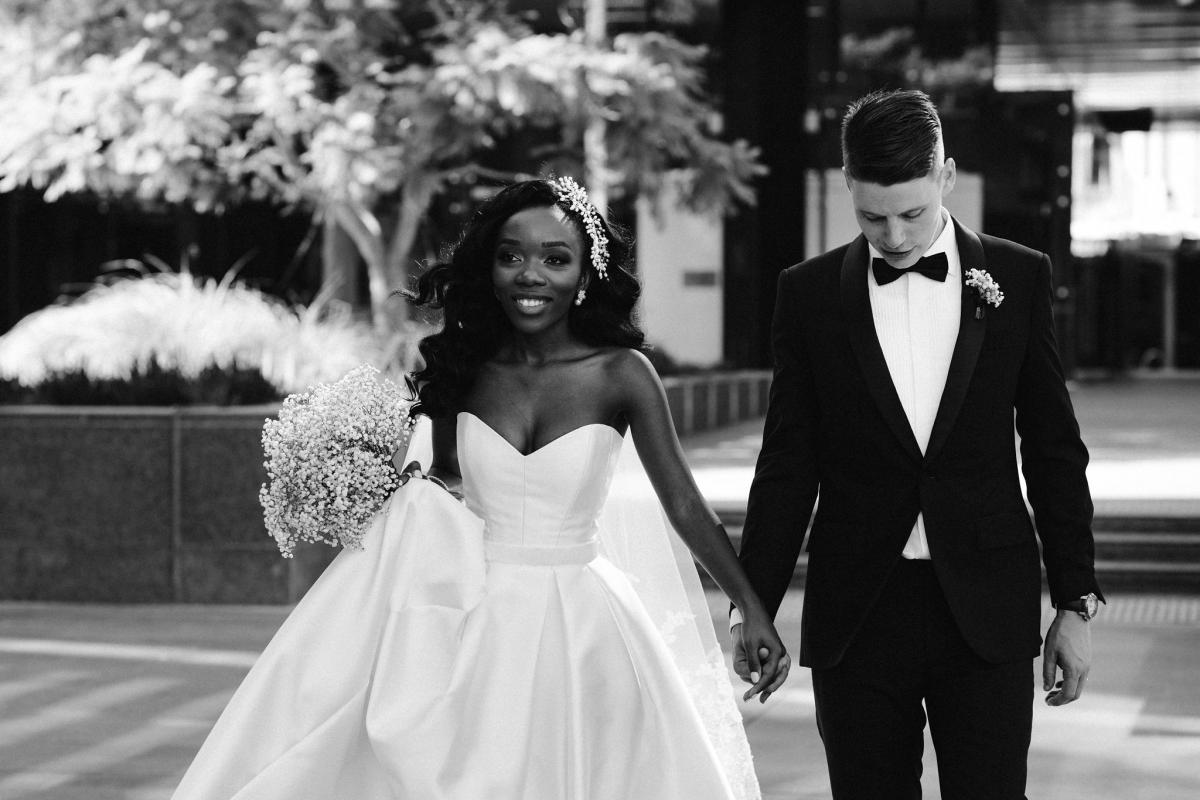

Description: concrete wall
[636,181,726,367]
[0,406,330,604]
[0,370,771,603]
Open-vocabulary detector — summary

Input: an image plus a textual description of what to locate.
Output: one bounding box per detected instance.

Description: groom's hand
[1042,611,1092,706]
[732,622,791,703]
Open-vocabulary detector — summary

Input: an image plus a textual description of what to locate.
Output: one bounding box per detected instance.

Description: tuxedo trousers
[811,560,1033,800]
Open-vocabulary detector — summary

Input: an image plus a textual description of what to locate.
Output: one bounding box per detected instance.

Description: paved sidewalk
[1,593,1197,799]
[720,590,1200,799]
[0,377,1196,799]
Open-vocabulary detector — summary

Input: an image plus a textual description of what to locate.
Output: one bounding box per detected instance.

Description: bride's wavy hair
[408,179,644,418]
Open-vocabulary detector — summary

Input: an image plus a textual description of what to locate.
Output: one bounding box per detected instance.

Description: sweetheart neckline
[458,411,623,458]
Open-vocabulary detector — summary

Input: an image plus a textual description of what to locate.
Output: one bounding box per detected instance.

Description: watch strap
[1059,593,1099,620]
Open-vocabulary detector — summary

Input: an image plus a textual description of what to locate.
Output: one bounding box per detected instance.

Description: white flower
[259,365,417,557]
[965,268,1004,309]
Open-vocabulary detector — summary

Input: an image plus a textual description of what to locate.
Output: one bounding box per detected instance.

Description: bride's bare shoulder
[599,346,656,377]
[598,348,665,404]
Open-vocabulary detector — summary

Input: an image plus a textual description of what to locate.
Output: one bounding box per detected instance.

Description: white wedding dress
[172,411,759,800]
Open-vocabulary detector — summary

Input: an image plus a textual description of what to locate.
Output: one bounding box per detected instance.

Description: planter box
[0,370,771,603]
[0,405,334,604]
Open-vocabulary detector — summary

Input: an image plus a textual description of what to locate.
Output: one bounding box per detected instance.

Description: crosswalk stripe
[0,669,86,707]
[0,677,178,748]
[0,638,259,668]
[0,690,229,799]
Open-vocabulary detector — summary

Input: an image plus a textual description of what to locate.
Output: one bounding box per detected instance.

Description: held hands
[731,617,791,704]
[1042,610,1092,706]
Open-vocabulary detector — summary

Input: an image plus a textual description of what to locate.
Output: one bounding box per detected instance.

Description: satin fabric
[172,412,740,799]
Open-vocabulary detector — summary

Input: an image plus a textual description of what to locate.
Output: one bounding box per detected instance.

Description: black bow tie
[872,251,948,286]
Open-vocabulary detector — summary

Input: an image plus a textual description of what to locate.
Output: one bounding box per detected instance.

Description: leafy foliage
[840,27,994,106]
[0,0,764,328]
[0,40,239,209]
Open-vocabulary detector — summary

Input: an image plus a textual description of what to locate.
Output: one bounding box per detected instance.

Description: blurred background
[2,0,1198,379]
[1,2,1198,798]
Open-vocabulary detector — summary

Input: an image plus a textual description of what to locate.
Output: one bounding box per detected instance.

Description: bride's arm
[396,414,463,498]
[428,414,463,496]
[615,349,789,700]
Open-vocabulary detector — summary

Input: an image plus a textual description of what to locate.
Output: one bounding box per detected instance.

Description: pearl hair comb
[549,176,610,280]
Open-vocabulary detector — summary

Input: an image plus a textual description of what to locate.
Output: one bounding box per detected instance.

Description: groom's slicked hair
[842,89,943,185]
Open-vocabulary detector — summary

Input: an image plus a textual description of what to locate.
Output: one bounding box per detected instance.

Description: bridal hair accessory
[260,365,417,557]
[965,268,1004,319]
[550,176,610,280]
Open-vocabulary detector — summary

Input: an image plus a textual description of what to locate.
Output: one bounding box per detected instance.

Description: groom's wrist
[728,607,744,632]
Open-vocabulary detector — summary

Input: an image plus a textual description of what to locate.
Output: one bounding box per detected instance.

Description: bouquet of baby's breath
[259,365,418,557]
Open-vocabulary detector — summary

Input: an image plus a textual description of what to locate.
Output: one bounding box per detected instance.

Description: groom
[731,89,1104,798]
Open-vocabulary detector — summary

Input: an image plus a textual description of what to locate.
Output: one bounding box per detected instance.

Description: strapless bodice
[457,412,624,562]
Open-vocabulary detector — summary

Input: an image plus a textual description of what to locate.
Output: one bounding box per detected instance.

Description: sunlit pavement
[685,377,1200,520]
[0,378,1197,798]
[708,591,1200,800]
[1,594,1197,799]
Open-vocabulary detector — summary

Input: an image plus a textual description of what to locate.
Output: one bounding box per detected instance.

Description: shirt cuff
[728,607,744,631]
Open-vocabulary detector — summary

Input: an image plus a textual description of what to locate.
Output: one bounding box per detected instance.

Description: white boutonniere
[965,268,1004,319]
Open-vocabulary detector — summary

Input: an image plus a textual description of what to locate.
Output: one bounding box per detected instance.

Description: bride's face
[491,205,586,336]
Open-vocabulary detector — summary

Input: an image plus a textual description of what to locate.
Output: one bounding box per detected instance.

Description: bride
[172,177,789,800]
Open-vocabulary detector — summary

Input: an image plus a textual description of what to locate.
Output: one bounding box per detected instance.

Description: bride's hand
[734,616,791,704]
[396,461,462,499]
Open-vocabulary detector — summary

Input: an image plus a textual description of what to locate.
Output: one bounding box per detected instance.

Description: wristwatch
[1059,592,1100,621]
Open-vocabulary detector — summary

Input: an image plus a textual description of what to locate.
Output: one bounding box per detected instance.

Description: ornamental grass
[0,265,417,405]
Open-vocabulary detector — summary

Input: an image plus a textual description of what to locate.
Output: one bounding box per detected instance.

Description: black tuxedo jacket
[739,219,1103,669]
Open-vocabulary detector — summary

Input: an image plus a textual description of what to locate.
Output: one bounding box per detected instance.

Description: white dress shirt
[867,207,960,559]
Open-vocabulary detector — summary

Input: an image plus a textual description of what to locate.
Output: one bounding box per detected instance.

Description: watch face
[1083,593,1099,618]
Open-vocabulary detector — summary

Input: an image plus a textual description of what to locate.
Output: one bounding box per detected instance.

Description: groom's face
[845,159,956,270]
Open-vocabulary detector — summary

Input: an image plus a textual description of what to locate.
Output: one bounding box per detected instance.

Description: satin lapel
[840,236,923,462]
[925,220,988,464]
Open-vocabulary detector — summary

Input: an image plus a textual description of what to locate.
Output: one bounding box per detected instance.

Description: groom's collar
[949,215,986,274]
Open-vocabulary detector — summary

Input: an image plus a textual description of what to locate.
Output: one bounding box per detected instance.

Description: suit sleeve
[1014,254,1104,606]
[738,269,822,620]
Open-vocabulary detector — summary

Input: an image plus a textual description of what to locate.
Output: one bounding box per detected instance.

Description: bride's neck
[501,328,587,367]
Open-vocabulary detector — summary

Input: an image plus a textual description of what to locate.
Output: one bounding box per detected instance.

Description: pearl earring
[574,287,587,306]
